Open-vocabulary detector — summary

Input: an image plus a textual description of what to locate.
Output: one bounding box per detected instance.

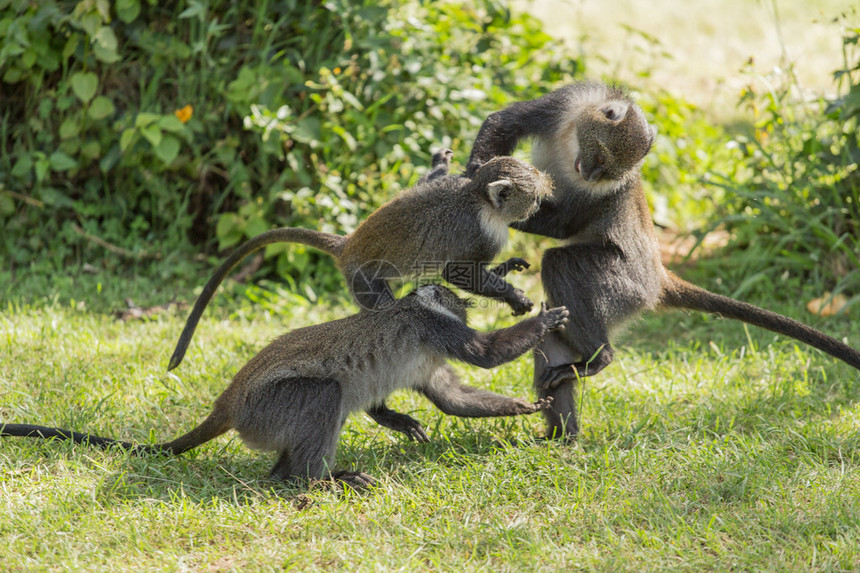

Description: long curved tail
[660,272,860,371]
[0,423,154,454]
[2,411,230,456]
[168,228,346,371]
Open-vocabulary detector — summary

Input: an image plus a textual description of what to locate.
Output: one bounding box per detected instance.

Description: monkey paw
[532,396,555,411]
[538,303,569,331]
[508,290,534,316]
[491,257,530,277]
[331,471,377,489]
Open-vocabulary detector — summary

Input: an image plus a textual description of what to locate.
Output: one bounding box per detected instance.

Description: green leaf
[153,135,180,165]
[0,193,14,216]
[39,187,75,208]
[157,115,186,133]
[11,154,32,178]
[49,151,78,172]
[216,213,245,249]
[119,128,137,151]
[34,156,50,182]
[178,0,206,20]
[140,124,162,147]
[135,113,160,128]
[116,0,141,23]
[87,96,115,120]
[70,72,98,104]
[92,27,120,63]
[59,117,81,140]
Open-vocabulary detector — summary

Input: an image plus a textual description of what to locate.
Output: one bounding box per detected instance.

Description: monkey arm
[466,92,567,174]
[510,200,575,239]
[442,262,533,315]
[441,304,569,368]
[417,365,551,418]
[365,403,430,443]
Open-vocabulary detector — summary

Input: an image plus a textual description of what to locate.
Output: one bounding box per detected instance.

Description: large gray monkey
[466,80,860,439]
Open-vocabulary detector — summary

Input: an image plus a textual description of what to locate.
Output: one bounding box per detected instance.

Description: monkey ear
[487,179,514,209]
[600,102,629,122]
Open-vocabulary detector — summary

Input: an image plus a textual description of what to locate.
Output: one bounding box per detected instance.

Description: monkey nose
[585,166,604,182]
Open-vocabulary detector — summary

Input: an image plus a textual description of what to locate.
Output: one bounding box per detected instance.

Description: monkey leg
[234,377,344,483]
[443,262,533,315]
[418,365,551,417]
[533,331,580,440]
[539,344,615,389]
[365,403,430,443]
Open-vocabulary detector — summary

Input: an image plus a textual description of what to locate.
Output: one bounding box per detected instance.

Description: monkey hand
[508,289,534,316]
[537,302,569,331]
[490,257,531,278]
[509,395,554,414]
[532,396,555,411]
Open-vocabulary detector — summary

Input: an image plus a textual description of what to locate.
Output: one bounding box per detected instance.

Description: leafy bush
[701,15,860,306]
[0,0,574,294]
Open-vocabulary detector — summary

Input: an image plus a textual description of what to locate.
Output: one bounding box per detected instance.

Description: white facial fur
[531,86,638,195]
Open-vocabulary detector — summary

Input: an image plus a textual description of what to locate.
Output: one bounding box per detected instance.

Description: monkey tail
[2,410,230,456]
[0,423,157,455]
[661,272,860,371]
[168,228,346,371]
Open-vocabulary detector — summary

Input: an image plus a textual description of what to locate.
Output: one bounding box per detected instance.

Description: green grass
[2,274,859,571]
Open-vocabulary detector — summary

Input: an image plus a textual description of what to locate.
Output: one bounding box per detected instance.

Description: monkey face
[478,157,553,222]
[575,101,655,187]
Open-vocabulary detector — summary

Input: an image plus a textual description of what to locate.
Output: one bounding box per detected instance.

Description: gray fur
[168,153,553,372]
[468,80,860,440]
[1,285,569,487]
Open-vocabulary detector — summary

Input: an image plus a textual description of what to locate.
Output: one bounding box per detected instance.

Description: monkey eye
[603,109,617,120]
[597,155,605,164]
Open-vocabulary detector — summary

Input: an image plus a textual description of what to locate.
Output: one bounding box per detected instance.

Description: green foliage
[0,0,574,295]
[701,16,860,305]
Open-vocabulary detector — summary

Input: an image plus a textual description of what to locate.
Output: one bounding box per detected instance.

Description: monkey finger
[410,425,431,443]
[533,396,555,411]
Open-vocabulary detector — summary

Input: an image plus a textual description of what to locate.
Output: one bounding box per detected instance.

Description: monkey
[466,80,860,440]
[1,285,570,487]
[166,154,553,374]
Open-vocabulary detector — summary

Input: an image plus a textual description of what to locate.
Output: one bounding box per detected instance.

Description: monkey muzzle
[574,156,605,183]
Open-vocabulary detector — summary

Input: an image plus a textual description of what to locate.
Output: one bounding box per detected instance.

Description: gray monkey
[2,285,569,487]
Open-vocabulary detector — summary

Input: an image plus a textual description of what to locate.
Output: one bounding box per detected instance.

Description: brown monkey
[467,80,860,439]
[168,154,553,372]
[2,285,569,487]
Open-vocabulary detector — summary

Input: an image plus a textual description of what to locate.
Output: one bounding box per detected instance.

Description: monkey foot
[332,471,377,489]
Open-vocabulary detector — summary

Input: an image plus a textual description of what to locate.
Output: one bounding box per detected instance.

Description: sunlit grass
[2,283,858,571]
